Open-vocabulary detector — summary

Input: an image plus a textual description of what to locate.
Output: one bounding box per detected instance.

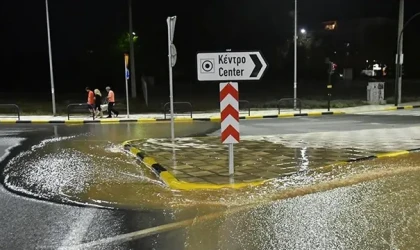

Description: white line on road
[58,209,97,250]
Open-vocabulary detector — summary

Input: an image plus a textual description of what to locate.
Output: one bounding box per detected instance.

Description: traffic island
[122,137,380,190]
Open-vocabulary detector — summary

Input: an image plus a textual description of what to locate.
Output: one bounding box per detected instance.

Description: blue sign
[126,68,130,79]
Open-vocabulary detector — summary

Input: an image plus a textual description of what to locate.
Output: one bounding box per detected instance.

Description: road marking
[64,164,420,249]
[58,209,97,249]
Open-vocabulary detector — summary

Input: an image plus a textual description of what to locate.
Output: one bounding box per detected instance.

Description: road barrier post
[220,82,239,176]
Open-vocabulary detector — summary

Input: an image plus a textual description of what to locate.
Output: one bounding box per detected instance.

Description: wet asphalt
[1,111,420,249]
[0,125,187,250]
[232,112,420,136]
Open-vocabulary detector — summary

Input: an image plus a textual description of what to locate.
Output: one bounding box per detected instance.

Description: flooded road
[184,155,420,250]
[1,118,420,249]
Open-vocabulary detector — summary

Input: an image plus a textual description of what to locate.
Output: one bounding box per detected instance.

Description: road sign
[126,68,130,79]
[197,51,267,81]
[220,82,239,144]
[170,44,177,67]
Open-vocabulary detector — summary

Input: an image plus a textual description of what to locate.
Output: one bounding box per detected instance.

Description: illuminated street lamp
[300,28,306,34]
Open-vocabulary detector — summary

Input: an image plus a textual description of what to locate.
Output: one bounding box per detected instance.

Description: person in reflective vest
[105,86,119,118]
[85,87,95,115]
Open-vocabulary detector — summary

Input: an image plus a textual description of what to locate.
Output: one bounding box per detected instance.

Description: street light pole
[45,0,56,116]
[394,11,420,106]
[293,0,298,109]
[395,0,404,105]
[128,0,137,98]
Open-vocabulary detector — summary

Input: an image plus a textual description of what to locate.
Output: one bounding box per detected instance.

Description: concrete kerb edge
[0,111,345,125]
[0,104,419,124]
[121,139,267,190]
[122,139,420,191]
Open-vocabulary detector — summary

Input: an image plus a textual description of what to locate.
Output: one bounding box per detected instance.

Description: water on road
[1,121,420,249]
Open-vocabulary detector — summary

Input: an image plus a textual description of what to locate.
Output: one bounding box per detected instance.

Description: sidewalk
[1,102,420,123]
[124,138,378,189]
[123,136,420,190]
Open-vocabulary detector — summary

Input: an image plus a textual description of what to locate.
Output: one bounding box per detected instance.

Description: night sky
[1,0,420,94]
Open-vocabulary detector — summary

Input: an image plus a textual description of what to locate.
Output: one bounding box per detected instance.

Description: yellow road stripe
[403,105,414,109]
[333,111,345,115]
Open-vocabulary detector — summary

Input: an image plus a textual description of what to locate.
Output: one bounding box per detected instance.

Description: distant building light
[373,64,381,70]
[324,21,337,30]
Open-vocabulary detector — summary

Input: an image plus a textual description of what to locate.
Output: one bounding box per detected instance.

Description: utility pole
[128,0,137,98]
[45,0,56,116]
[395,0,404,105]
[293,0,298,109]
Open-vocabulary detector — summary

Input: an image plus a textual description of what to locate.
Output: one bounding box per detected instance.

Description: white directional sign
[197,51,267,81]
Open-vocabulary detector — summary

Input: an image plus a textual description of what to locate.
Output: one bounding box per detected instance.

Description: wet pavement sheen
[130,137,378,184]
[1,117,420,249]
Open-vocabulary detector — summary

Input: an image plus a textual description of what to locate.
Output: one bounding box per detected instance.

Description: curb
[122,140,266,190]
[122,139,420,191]
[1,105,419,124]
[0,111,345,124]
[383,104,420,111]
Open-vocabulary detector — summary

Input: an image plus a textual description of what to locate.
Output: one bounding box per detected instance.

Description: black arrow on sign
[250,54,262,78]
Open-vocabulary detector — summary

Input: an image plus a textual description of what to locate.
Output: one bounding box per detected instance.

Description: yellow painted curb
[376,150,410,158]
[100,119,120,123]
[308,112,322,116]
[245,115,264,119]
[174,117,194,122]
[65,120,84,124]
[137,118,157,123]
[278,114,294,118]
[159,171,266,191]
[0,120,17,124]
[30,120,49,123]
[210,117,221,122]
[384,107,398,111]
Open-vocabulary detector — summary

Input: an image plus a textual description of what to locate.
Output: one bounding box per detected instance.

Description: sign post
[167,16,177,145]
[197,51,267,81]
[124,53,130,118]
[197,51,267,176]
[220,82,240,176]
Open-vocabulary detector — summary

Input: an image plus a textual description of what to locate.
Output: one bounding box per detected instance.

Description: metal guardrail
[67,103,95,120]
[163,102,193,119]
[277,98,302,114]
[239,100,251,116]
[0,104,21,120]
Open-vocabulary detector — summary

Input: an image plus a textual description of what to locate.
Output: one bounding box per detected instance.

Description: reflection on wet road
[1,117,420,249]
